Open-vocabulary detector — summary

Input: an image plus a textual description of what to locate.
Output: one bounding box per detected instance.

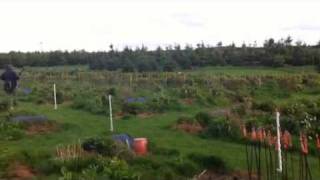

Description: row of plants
[175,112,241,140]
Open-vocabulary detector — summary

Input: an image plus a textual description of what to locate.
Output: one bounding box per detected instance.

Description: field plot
[1,66,320,179]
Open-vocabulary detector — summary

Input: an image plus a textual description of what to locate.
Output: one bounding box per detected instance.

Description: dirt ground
[25,122,59,135]
[137,112,154,119]
[6,162,35,180]
[175,122,204,134]
[181,98,194,105]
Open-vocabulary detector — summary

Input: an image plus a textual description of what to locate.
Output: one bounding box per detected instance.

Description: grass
[1,102,319,178]
[1,65,320,178]
[1,103,246,167]
[189,65,317,76]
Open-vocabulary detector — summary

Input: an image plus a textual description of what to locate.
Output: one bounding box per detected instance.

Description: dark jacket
[1,67,19,94]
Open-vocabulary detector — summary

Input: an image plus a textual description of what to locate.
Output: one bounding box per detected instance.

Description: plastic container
[133,138,148,155]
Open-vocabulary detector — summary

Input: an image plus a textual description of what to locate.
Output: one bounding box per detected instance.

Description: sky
[0,0,319,52]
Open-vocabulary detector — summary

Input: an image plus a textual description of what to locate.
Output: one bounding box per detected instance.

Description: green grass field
[1,66,320,179]
[188,65,317,76]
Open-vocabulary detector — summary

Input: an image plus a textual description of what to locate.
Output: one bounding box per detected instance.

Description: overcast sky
[0,0,319,52]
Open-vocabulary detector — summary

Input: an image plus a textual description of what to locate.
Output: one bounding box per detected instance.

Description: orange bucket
[133,138,148,155]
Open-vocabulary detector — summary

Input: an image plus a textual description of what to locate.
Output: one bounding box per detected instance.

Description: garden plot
[11,116,60,136]
[1,66,320,179]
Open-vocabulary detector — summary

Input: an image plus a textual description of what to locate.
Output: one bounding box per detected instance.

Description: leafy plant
[195,112,212,126]
[0,120,24,140]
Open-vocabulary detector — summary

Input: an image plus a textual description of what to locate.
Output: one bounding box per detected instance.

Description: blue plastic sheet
[11,115,48,123]
[112,133,134,149]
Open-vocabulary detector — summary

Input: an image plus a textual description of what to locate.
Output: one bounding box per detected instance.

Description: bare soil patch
[6,162,35,180]
[175,122,204,134]
[25,121,59,135]
[137,112,154,119]
[181,98,194,105]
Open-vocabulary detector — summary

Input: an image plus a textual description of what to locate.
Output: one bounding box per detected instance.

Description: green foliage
[0,99,10,112]
[0,38,320,71]
[59,167,73,180]
[176,116,195,124]
[195,112,212,126]
[4,66,320,179]
[56,91,64,104]
[203,117,240,139]
[59,157,139,180]
[280,116,300,134]
[188,153,227,172]
[82,137,134,160]
[122,102,145,115]
[107,88,117,96]
[72,93,105,114]
[0,120,24,140]
[171,160,198,177]
[252,100,276,112]
[147,96,181,112]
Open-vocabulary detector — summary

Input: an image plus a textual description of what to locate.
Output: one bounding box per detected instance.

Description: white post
[109,95,113,132]
[53,83,57,110]
[10,96,14,110]
[276,111,282,173]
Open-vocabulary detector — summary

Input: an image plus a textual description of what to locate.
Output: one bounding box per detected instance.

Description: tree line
[1,37,320,72]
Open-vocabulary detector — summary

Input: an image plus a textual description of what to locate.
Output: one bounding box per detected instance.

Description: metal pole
[53,83,57,110]
[276,111,282,173]
[109,95,113,132]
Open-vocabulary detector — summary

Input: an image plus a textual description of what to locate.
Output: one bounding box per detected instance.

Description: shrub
[231,104,248,116]
[172,160,197,177]
[188,153,227,173]
[195,112,212,126]
[280,116,300,134]
[82,137,134,160]
[58,157,138,180]
[107,88,117,96]
[147,96,181,112]
[82,137,115,156]
[280,102,307,117]
[203,118,240,139]
[96,157,139,180]
[252,100,276,112]
[54,157,98,173]
[176,116,194,124]
[0,120,24,140]
[278,77,302,92]
[56,91,64,104]
[72,95,105,115]
[180,86,197,98]
[0,99,10,112]
[122,102,145,115]
[128,157,162,170]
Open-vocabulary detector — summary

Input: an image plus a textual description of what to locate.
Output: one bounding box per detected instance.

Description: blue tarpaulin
[125,97,147,103]
[11,115,48,123]
[112,134,134,149]
[22,88,32,95]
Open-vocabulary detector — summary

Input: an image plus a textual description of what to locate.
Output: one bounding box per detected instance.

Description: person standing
[1,65,20,109]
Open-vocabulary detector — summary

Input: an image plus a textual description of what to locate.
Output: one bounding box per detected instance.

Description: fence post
[109,95,114,132]
[276,111,282,173]
[53,83,57,110]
